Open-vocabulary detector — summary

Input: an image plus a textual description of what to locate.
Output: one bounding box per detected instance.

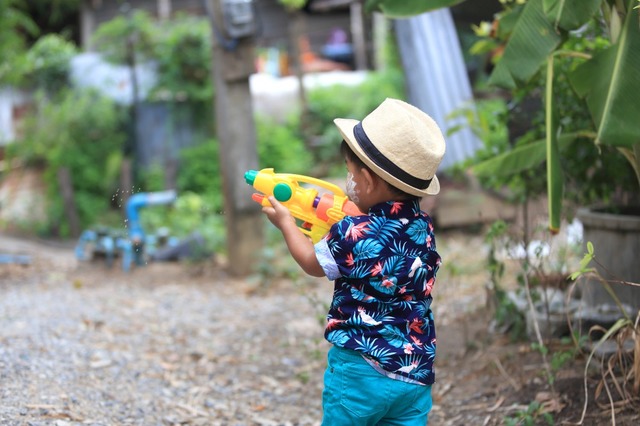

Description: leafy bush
[465,23,635,211]
[176,139,223,212]
[7,89,127,236]
[24,34,77,93]
[0,0,38,86]
[90,9,158,64]
[256,115,313,174]
[151,14,213,103]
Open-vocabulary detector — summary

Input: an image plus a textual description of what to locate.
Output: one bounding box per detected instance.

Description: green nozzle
[244,170,257,185]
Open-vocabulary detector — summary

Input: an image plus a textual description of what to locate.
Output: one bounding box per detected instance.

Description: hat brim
[334,118,440,196]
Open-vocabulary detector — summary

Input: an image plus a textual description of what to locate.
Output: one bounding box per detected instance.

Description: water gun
[244,168,363,243]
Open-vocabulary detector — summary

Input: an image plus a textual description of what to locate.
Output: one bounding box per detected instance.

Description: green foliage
[472,0,640,231]
[256,116,313,174]
[7,89,127,236]
[448,98,514,193]
[151,15,213,103]
[484,220,528,341]
[569,241,595,281]
[549,342,576,375]
[137,164,167,193]
[468,22,636,211]
[530,340,577,386]
[92,12,214,128]
[130,140,226,255]
[24,34,77,93]
[486,220,508,287]
[176,139,223,213]
[504,401,554,426]
[91,9,158,64]
[277,0,306,10]
[0,0,38,85]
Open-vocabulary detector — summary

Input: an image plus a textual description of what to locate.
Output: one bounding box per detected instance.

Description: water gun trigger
[251,193,269,206]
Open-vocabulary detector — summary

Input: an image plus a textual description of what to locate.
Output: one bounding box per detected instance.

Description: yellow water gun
[244,168,363,243]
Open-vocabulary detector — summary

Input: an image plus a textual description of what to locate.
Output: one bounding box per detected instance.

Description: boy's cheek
[345,173,360,203]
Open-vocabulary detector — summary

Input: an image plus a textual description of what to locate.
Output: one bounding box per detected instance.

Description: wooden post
[350,1,367,70]
[57,167,81,238]
[206,0,263,277]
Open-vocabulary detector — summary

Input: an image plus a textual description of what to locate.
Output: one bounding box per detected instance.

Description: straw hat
[334,98,446,196]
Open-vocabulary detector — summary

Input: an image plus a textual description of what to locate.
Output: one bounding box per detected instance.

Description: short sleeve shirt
[314,199,441,385]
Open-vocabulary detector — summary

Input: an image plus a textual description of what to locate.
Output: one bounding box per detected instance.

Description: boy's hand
[262,196,296,231]
[261,196,325,278]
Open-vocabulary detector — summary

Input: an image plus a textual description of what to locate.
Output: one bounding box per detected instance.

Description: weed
[504,401,554,426]
[567,243,640,424]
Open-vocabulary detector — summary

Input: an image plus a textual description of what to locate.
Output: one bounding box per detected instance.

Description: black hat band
[354,122,432,190]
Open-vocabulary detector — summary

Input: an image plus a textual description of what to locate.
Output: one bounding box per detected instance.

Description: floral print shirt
[314,199,441,385]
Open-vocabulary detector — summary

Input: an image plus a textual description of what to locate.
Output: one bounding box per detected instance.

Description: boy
[261,98,446,425]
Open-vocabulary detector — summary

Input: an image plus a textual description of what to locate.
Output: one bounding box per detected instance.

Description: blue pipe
[125,190,177,242]
[75,229,97,260]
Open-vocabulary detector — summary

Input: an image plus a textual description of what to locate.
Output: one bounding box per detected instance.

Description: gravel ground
[9,230,631,426]
[1,233,337,425]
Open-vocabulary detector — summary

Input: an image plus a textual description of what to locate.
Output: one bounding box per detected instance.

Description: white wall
[0,88,30,146]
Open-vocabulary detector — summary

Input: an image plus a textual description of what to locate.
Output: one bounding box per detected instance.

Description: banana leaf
[471,132,583,178]
[364,0,466,18]
[494,5,525,39]
[488,0,563,89]
[543,0,603,30]
[568,2,640,148]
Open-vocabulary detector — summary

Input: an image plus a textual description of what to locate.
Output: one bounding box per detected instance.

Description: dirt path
[1,232,637,425]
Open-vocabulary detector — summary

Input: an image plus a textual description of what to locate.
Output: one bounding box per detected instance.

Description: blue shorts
[322,346,433,426]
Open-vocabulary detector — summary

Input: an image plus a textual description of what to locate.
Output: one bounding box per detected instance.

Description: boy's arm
[262,196,326,277]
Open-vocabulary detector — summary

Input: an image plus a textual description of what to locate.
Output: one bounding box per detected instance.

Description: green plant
[471,0,640,231]
[485,220,529,340]
[531,339,577,386]
[0,0,38,86]
[549,337,578,373]
[92,11,216,151]
[91,9,158,64]
[151,14,213,103]
[176,139,223,213]
[7,89,127,236]
[504,400,554,426]
[24,33,77,94]
[448,98,515,192]
[255,115,314,174]
[567,243,640,423]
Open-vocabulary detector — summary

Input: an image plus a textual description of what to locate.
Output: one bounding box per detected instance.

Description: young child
[260,98,445,425]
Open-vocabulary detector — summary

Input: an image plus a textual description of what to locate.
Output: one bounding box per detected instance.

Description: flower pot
[576,206,640,313]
